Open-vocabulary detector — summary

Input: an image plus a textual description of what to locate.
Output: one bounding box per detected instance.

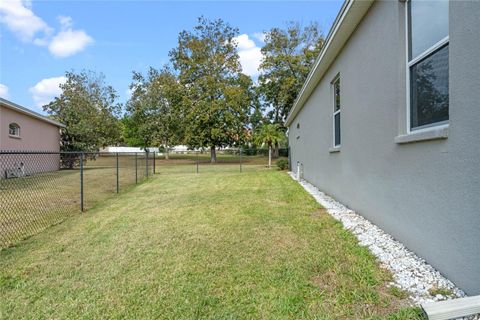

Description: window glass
[409,0,449,60]
[410,45,449,129]
[334,78,340,112]
[334,113,341,146]
[9,123,20,136]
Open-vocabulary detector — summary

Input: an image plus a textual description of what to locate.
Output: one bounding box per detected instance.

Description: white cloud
[29,76,66,108]
[125,88,133,99]
[0,0,52,42]
[235,34,256,51]
[253,32,266,43]
[0,84,10,99]
[0,2,93,58]
[49,29,93,58]
[58,15,73,29]
[48,15,93,58]
[234,34,263,77]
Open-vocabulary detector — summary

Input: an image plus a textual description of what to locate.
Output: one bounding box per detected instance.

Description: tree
[254,123,285,168]
[125,67,183,158]
[259,22,324,124]
[258,22,324,155]
[249,86,266,135]
[120,115,144,147]
[169,17,251,162]
[44,70,122,167]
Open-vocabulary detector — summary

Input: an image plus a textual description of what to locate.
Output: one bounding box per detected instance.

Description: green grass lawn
[0,152,268,248]
[0,168,423,319]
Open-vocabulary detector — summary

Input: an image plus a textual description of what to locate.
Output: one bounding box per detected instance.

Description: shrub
[276,159,289,170]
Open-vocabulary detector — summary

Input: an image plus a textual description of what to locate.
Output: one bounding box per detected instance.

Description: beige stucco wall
[0,105,62,177]
[0,105,61,152]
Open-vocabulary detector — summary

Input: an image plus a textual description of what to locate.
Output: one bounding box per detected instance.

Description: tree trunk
[273,141,279,158]
[210,146,217,163]
[268,144,272,168]
[164,140,169,160]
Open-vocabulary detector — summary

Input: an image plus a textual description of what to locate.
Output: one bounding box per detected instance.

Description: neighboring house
[286,0,479,295]
[0,98,65,177]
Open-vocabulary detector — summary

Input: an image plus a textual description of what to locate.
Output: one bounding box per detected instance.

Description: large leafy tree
[119,115,144,147]
[254,123,286,168]
[169,17,251,162]
[125,67,183,158]
[258,22,324,125]
[44,70,122,164]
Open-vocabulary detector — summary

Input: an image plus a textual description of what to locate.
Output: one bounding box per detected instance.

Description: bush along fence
[0,151,154,248]
[0,148,289,248]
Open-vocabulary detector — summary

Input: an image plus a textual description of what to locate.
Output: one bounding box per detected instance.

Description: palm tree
[254,124,285,168]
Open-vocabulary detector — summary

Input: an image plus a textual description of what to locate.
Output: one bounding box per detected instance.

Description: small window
[9,123,20,137]
[407,0,449,131]
[332,76,341,147]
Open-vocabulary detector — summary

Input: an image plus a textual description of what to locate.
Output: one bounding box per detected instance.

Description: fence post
[116,152,119,193]
[80,152,84,212]
[135,152,138,184]
[153,151,156,174]
[240,148,243,173]
[196,151,199,173]
[146,151,149,178]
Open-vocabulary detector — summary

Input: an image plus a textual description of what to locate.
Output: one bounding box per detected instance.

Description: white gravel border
[288,172,466,305]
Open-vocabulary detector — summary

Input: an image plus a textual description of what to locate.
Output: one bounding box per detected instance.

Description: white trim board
[421,295,480,320]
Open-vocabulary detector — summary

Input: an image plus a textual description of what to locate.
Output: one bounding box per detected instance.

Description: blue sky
[0,0,342,113]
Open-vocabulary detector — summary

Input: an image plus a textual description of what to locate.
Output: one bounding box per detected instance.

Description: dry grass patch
[310,208,328,218]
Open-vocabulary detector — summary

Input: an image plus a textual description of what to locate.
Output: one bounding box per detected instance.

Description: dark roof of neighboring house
[285,0,374,126]
[0,97,66,128]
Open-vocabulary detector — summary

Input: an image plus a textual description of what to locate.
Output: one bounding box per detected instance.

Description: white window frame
[8,123,20,137]
[332,75,341,147]
[405,0,449,134]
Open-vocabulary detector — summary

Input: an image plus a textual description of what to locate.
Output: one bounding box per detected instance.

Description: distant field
[154,153,284,174]
[155,152,275,163]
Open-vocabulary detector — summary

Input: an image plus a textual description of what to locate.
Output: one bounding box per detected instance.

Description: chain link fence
[0,151,153,248]
[0,148,287,248]
[153,148,288,174]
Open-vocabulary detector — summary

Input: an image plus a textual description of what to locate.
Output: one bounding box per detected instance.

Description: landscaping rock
[288,172,470,306]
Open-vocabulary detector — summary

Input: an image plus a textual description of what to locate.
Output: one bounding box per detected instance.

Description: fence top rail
[0,150,152,155]
[0,148,288,155]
